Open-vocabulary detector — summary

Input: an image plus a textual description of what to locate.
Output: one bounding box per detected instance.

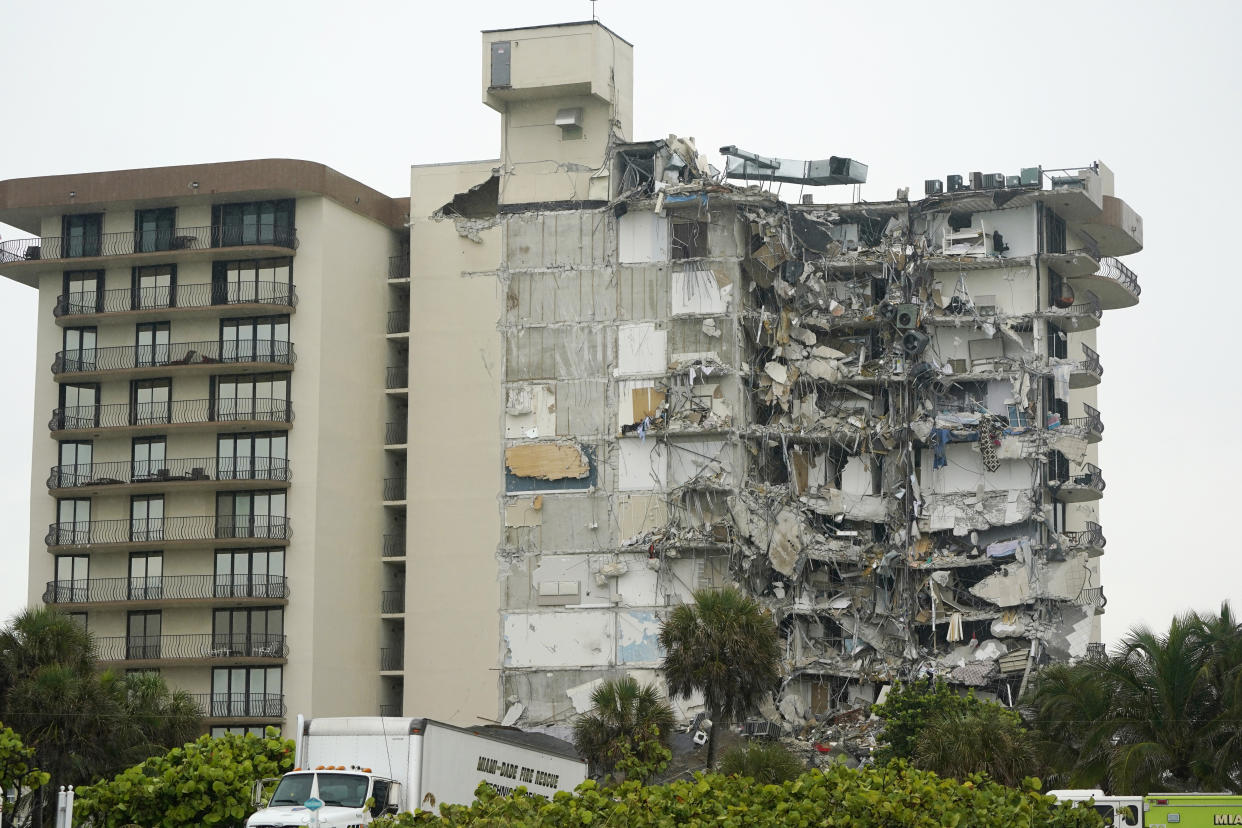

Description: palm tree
[912,704,1037,787]
[572,676,674,781]
[659,588,781,768]
[1025,661,1117,790]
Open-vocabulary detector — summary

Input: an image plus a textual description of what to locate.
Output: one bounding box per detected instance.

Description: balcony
[188,692,286,721]
[42,575,289,608]
[1070,256,1140,310]
[1064,521,1106,557]
[385,365,408,391]
[382,534,405,558]
[49,398,292,438]
[0,225,298,277]
[94,633,288,666]
[48,456,291,496]
[1068,344,1103,389]
[52,340,295,381]
[1074,586,1108,612]
[383,477,406,503]
[380,647,404,672]
[1079,196,1143,257]
[1067,403,1104,443]
[385,421,407,446]
[1046,291,1102,332]
[45,515,291,552]
[1052,462,1106,503]
[388,255,410,281]
[53,282,297,325]
[387,310,410,335]
[381,590,405,614]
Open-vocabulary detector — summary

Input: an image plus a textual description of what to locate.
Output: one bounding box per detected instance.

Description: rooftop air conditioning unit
[970,172,984,190]
[924,179,944,195]
[982,173,1005,189]
[947,175,966,192]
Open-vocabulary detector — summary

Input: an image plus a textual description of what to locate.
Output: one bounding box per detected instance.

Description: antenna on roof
[591,0,597,20]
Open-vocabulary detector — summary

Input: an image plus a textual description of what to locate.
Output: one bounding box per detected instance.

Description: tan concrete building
[4,19,1143,736]
[0,160,408,735]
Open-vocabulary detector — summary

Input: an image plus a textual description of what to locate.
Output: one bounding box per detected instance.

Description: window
[1006,405,1031,429]
[63,270,103,314]
[135,323,171,367]
[217,491,286,539]
[1049,450,1070,484]
[217,433,287,481]
[126,610,161,659]
[129,552,163,600]
[58,383,99,429]
[54,554,89,602]
[212,666,282,716]
[212,258,292,305]
[132,379,171,425]
[56,441,93,488]
[212,607,283,656]
[56,498,91,545]
[214,374,288,422]
[215,548,284,599]
[131,437,167,480]
[1048,323,1068,360]
[135,208,175,253]
[213,200,294,248]
[62,214,102,258]
[130,495,164,541]
[61,327,97,372]
[132,265,175,310]
[1043,208,1067,255]
[670,219,708,259]
[221,316,290,363]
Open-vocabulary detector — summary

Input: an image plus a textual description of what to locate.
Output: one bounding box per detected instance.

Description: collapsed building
[403,21,1142,731]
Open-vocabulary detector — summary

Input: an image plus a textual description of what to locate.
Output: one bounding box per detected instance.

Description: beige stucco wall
[405,160,502,722]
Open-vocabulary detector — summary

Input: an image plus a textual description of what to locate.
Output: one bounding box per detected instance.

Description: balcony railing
[1075,586,1107,610]
[387,311,410,335]
[49,398,293,432]
[1085,642,1108,660]
[1058,292,1102,321]
[1064,521,1106,550]
[48,456,291,490]
[1070,462,1106,492]
[53,340,295,375]
[385,421,407,445]
[383,477,406,501]
[43,575,289,604]
[382,534,405,558]
[45,515,292,547]
[1080,343,1102,378]
[380,648,403,671]
[54,282,297,318]
[187,692,286,719]
[1068,403,1104,437]
[94,633,288,662]
[385,365,408,390]
[1097,257,1141,298]
[388,256,410,280]
[382,590,405,614]
[0,225,298,264]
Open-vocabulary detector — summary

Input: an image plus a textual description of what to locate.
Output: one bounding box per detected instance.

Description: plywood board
[505,442,590,480]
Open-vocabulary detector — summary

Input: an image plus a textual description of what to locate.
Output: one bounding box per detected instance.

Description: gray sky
[1,0,1238,644]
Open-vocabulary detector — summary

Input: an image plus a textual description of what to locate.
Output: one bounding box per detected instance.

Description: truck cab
[1048,790,1141,827]
[247,767,399,827]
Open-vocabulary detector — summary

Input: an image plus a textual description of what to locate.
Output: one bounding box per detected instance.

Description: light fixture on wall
[191,181,199,190]
[68,191,76,199]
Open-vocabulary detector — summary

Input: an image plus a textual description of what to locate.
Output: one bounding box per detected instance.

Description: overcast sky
[1,0,1238,644]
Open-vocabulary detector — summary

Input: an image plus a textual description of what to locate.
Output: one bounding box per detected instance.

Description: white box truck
[246,715,587,827]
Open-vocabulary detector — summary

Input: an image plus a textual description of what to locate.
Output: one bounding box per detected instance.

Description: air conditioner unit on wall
[894,304,921,330]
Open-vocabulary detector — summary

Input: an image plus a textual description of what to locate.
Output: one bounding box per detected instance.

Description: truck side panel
[1145,795,1242,827]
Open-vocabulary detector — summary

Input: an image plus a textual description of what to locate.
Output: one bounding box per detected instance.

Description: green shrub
[717,740,805,784]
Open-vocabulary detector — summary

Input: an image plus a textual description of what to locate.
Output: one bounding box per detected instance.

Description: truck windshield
[269,773,369,808]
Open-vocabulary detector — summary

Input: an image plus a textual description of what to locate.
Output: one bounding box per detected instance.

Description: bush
[717,740,805,784]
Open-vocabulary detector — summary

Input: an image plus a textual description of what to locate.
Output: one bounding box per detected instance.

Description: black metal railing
[380,648,403,671]
[1071,463,1106,492]
[0,225,298,264]
[1065,521,1106,550]
[1097,257,1141,297]
[383,477,406,501]
[1075,586,1107,610]
[1080,343,1102,378]
[1066,403,1104,437]
[94,633,288,662]
[1085,642,1108,660]
[381,590,405,614]
[49,398,293,432]
[54,282,297,318]
[1060,292,1102,321]
[45,515,292,547]
[42,575,289,604]
[385,365,407,390]
[385,421,407,445]
[388,256,410,280]
[387,311,410,335]
[382,534,405,557]
[48,456,291,489]
[187,692,286,719]
[53,340,295,375]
